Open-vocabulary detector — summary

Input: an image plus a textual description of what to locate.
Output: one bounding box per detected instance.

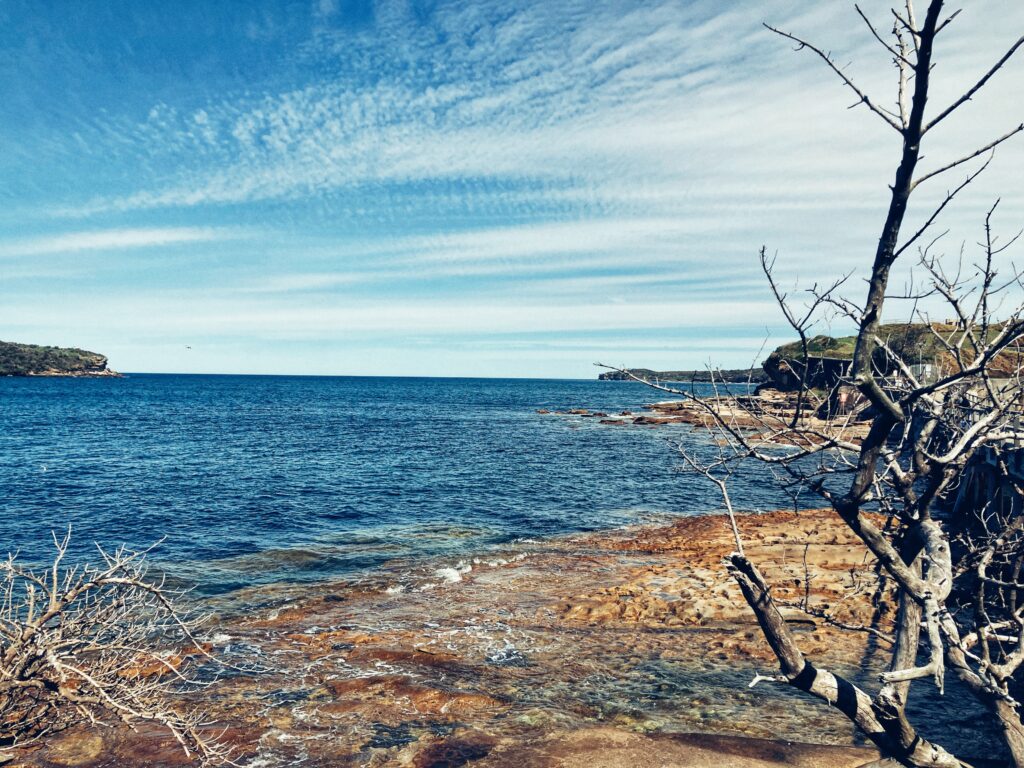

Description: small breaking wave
[434,560,472,584]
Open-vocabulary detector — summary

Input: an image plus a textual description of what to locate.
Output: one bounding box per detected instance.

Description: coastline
[541,395,873,444]
[24,508,925,767]
[14,369,121,378]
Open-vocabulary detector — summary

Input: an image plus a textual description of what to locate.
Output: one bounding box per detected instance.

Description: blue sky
[1,1,1022,377]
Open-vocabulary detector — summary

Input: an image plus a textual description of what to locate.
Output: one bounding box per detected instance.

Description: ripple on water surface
[0,374,790,593]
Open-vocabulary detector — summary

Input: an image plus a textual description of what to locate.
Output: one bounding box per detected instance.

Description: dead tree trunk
[606,2,1024,764]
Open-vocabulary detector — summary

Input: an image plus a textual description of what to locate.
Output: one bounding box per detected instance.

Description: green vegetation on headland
[764,322,953,368]
[606,322,1015,391]
[0,340,118,377]
[598,368,768,383]
[761,322,1020,390]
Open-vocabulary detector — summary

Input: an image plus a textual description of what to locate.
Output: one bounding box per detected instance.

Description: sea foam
[434,561,472,584]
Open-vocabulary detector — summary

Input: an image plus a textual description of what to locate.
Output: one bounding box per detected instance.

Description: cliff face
[0,341,119,377]
[761,334,859,390]
[759,322,1005,391]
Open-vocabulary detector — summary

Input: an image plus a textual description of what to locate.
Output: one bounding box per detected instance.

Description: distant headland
[0,340,119,377]
[598,367,767,384]
[599,323,971,389]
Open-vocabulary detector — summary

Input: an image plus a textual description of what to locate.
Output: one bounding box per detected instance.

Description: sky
[1,0,1022,377]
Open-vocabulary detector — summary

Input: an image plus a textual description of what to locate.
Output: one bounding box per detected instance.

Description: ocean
[0,374,791,594]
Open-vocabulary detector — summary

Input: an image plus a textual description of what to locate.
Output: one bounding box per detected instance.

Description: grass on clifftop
[770,322,1008,363]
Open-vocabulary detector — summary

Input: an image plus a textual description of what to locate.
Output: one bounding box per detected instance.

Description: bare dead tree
[0,531,232,765]
[602,3,1024,765]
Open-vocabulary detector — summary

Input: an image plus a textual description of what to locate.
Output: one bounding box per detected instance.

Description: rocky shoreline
[17,367,121,378]
[541,389,872,444]
[19,507,1003,768]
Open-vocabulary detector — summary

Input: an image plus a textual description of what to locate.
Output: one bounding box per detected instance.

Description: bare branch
[894,156,993,259]
[925,34,1024,133]
[0,536,235,764]
[764,23,904,132]
[913,123,1024,188]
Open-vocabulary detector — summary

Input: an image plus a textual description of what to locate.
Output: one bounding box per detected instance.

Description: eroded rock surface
[17,510,1000,767]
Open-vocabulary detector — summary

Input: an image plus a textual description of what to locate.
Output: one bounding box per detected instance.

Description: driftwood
[0,532,232,764]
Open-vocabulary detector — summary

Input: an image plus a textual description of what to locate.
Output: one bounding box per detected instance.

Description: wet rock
[346,646,462,668]
[106,729,193,767]
[324,675,505,718]
[411,732,496,768]
[477,727,879,767]
[485,647,530,667]
[284,628,382,657]
[12,509,920,767]
[365,722,417,749]
[631,416,677,425]
[563,599,624,623]
[620,595,670,622]
[41,734,105,766]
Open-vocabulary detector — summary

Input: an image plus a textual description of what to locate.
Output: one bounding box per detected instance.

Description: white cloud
[239,272,372,293]
[0,293,780,338]
[58,0,1023,292]
[7,0,1024,376]
[0,227,229,258]
[315,0,337,18]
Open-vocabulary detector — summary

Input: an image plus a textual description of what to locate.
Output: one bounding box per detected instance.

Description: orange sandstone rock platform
[14,510,915,767]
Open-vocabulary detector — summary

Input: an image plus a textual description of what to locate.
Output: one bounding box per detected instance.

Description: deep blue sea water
[0,375,794,594]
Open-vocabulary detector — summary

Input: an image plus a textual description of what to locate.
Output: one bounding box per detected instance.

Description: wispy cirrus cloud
[59,0,1024,227]
[0,227,231,258]
[3,0,1023,376]
[1,294,780,338]
[50,3,865,217]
